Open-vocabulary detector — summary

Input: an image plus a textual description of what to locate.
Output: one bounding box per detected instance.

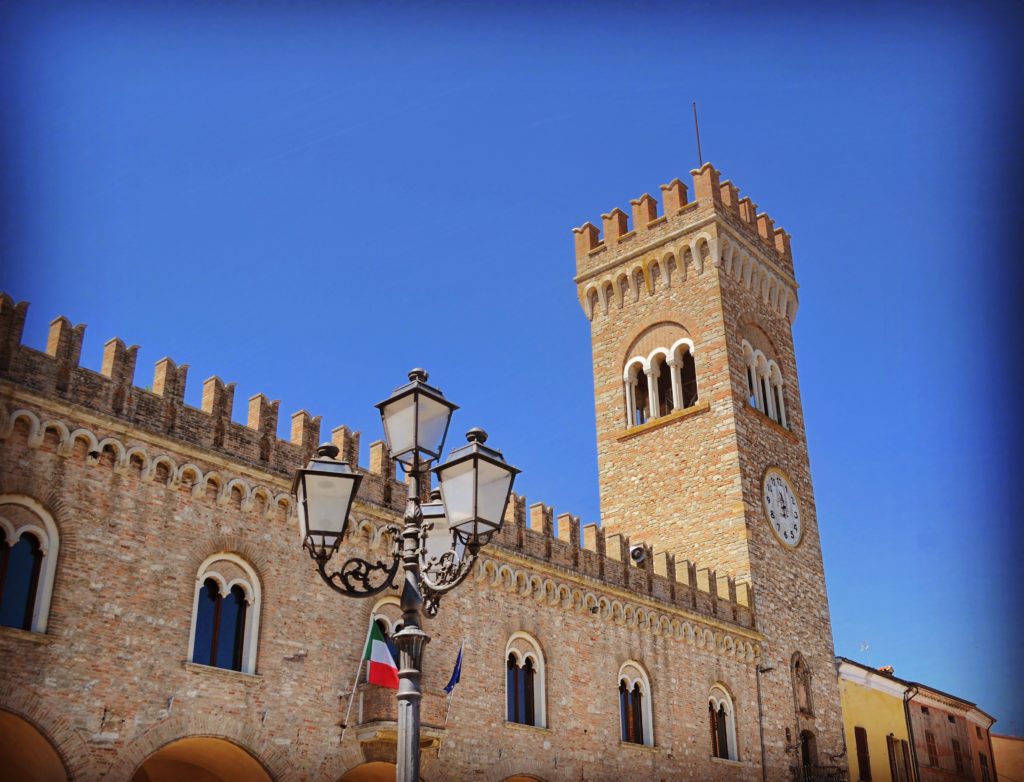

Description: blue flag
[443,642,463,695]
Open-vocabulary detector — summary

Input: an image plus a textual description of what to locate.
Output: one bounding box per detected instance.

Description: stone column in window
[667,357,683,412]
[645,366,659,421]
[624,377,637,427]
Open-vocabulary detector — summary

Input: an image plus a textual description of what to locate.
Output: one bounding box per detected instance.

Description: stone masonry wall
[0,297,764,782]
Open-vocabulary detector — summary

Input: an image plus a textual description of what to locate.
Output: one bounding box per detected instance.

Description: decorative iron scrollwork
[314,525,402,598]
[419,520,478,615]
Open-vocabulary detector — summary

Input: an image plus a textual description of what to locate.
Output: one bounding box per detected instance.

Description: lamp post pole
[394,459,428,782]
[292,370,519,782]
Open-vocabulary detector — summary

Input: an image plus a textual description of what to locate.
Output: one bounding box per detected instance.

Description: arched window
[709,685,738,760]
[193,579,247,670]
[741,340,788,429]
[188,554,261,674]
[618,661,653,746]
[505,633,545,728]
[624,361,649,426]
[793,654,813,715]
[0,496,61,634]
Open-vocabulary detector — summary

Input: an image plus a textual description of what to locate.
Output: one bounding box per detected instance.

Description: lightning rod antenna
[692,101,703,166]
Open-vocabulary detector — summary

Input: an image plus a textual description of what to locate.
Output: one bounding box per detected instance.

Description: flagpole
[444,639,465,727]
[340,615,376,743]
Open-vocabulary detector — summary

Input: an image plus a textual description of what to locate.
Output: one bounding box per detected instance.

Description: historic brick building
[0,163,847,781]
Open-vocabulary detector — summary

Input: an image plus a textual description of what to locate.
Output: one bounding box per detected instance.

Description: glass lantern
[433,428,519,550]
[292,444,362,560]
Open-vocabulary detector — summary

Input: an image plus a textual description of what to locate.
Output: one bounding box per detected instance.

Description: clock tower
[573,163,845,777]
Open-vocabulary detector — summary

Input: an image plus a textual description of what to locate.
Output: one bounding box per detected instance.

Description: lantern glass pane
[423,506,464,564]
[476,458,514,525]
[381,393,416,459]
[417,393,453,458]
[304,471,355,536]
[439,458,475,526]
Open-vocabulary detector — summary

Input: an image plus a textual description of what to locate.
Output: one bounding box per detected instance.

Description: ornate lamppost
[292,369,519,782]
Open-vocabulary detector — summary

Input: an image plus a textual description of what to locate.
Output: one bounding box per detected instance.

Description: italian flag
[363,622,400,689]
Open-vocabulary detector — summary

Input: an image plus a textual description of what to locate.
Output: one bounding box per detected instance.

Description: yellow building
[838,658,914,782]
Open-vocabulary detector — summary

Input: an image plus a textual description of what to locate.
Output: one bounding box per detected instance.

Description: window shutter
[854,727,872,781]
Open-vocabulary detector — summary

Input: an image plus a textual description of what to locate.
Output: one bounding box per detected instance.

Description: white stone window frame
[709,684,739,761]
[618,659,654,746]
[370,596,402,637]
[0,495,60,634]
[505,631,547,728]
[741,340,787,428]
[186,553,262,675]
[622,338,696,428]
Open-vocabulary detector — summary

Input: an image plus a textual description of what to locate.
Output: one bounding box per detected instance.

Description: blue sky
[3,1,1022,733]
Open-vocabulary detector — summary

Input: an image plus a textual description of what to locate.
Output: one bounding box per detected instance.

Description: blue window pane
[506,656,516,721]
[0,534,42,631]
[215,585,246,671]
[192,579,219,666]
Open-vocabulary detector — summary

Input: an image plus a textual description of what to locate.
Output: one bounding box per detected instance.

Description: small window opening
[655,359,673,417]
[634,375,650,425]
[681,350,698,408]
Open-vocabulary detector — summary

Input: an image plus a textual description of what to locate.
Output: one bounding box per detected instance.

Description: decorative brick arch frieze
[104,712,300,782]
[0,681,94,781]
[0,404,295,520]
[473,557,760,666]
[579,230,722,321]
[719,232,798,323]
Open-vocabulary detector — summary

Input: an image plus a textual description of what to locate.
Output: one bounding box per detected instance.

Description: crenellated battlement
[494,494,755,630]
[0,293,756,631]
[573,163,794,281]
[0,294,411,511]
[573,164,800,325]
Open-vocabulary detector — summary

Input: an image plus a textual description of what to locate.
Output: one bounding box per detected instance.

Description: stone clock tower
[573,163,846,777]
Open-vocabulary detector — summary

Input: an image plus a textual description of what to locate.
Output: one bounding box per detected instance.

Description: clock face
[762,468,802,548]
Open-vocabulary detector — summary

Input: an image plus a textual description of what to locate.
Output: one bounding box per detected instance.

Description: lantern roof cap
[374,367,458,413]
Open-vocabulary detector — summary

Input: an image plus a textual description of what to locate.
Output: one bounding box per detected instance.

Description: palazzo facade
[0,162,847,781]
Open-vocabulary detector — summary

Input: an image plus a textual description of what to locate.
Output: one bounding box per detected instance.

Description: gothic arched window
[188,554,262,674]
[505,633,545,727]
[709,685,738,760]
[193,579,247,671]
[0,495,61,634]
[618,661,653,746]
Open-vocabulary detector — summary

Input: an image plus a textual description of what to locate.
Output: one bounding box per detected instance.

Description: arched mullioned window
[0,495,61,634]
[623,338,698,428]
[371,598,403,670]
[505,633,545,728]
[618,661,653,746]
[709,685,738,760]
[741,339,787,428]
[793,653,814,716]
[188,554,261,674]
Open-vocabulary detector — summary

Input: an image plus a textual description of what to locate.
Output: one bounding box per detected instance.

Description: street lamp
[292,369,519,782]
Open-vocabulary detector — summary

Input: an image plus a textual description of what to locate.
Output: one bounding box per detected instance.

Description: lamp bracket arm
[313,524,403,598]
[419,549,479,616]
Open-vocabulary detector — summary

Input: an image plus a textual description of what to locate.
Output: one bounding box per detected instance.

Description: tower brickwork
[576,163,846,777]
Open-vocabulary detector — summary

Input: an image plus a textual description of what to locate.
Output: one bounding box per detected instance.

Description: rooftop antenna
[692,101,703,166]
